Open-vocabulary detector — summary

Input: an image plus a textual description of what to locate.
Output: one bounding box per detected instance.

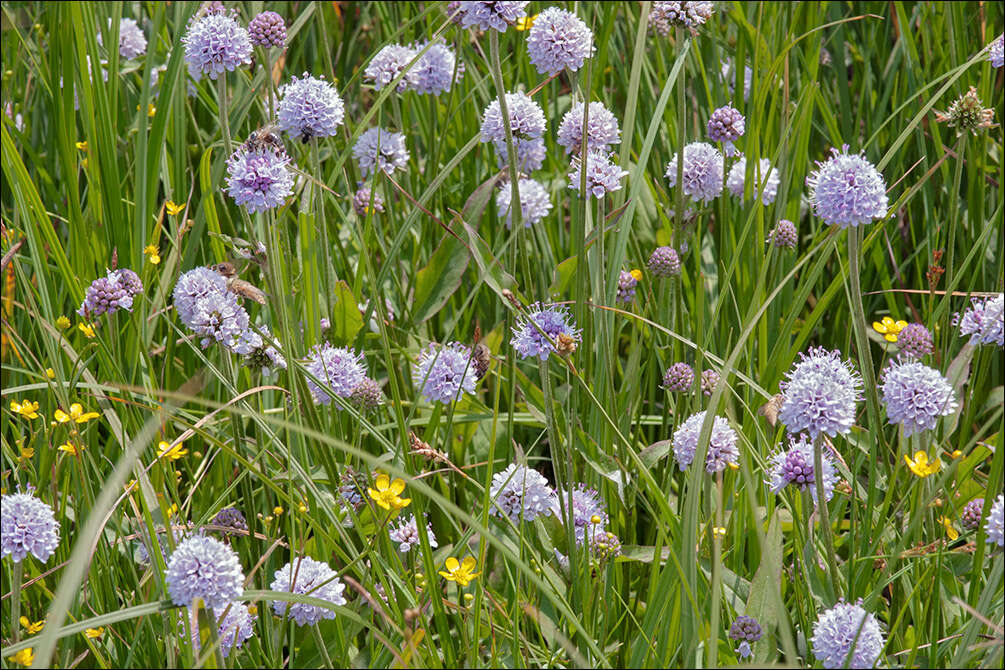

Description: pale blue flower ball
[270,557,347,626]
[511,303,580,360]
[569,149,628,198]
[958,294,1004,347]
[490,463,556,523]
[880,359,957,437]
[988,34,1004,69]
[1,491,60,563]
[411,41,462,95]
[98,17,147,60]
[388,515,438,552]
[556,101,621,155]
[304,343,367,406]
[552,483,608,545]
[364,43,418,92]
[165,534,245,608]
[665,142,724,203]
[496,178,552,228]
[672,411,739,474]
[458,1,529,32]
[766,434,840,507]
[526,7,595,75]
[413,342,478,403]
[352,127,410,177]
[727,157,780,205]
[986,494,1004,547]
[187,603,256,658]
[277,73,345,141]
[189,291,250,351]
[182,11,252,82]
[480,91,546,145]
[778,347,862,440]
[807,145,888,228]
[811,599,885,669]
[226,145,293,213]
[173,267,228,327]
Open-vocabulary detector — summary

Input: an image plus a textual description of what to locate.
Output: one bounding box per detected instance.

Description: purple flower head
[186,603,256,658]
[727,157,780,205]
[672,410,739,473]
[413,342,478,403]
[352,127,410,177]
[961,498,984,531]
[766,434,840,507]
[173,267,228,327]
[494,136,547,172]
[986,494,1004,547]
[526,7,595,76]
[304,343,367,406]
[665,142,724,203]
[388,514,438,552]
[662,362,695,392]
[701,369,721,397]
[182,10,252,82]
[768,219,798,250]
[1,491,60,563]
[348,378,384,412]
[879,359,957,437]
[557,101,621,155]
[277,73,345,141]
[411,41,463,95]
[729,615,762,659]
[552,483,608,545]
[511,303,580,361]
[896,322,934,359]
[496,178,552,228]
[248,11,286,49]
[616,270,638,303]
[811,599,886,669]
[648,246,681,278]
[364,44,419,92]
[165,534,244,608]
[78,268,144,317]
[648,1,715,35]
[270,557,347,626]
[807,145,888,228]
[707,105,745,156]
[988,34,1004,69]
[480,91,546,153]
[569,149,628,198]
[489,463,556,523]
[459,1,529,32]
[189,290,250,351]
[778,347,862,440]
[98,17,147,60]
[353,186,385,216]
[212,507,248,535]
[242,324,287,376]
[226,145,293,213]
[957,294,1004,347]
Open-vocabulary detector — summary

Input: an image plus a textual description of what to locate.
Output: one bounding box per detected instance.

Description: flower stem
[708,470,724,668]
[217,76,232,157]
[813,433,840,600]
[11,559,23,643]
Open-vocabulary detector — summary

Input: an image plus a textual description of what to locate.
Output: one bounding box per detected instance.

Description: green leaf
[639,439,672,469]
[549,256,578,297]
[746,514,783,664]
[412,236,469,324]
[329,280,364,345]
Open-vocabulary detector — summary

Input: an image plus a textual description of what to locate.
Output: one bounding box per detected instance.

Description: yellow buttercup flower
[949,449,963,460]
[143,244,161,265]
[19,445,35,460]
[438,556,480,587]
[937,516,959,541]
[78,322,96,338]
[75,140,88,151]
[712,526,727,537]
[19,616,44,634]
[872,316,908,343]
[10,399,40,420]
[84,627,104,639]
[165,200,185,216]
[54,403,100,424]
[58,441,83,456]
[45,368,56,379]
[904,451,941,478]
[8,648,34,666]
[630,268,643,281]
[157,440,188,461]
[367,473,412,511]
[514,14,538,30]
[56,315,71,329]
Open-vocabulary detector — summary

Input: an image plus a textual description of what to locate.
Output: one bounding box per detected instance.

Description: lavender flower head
[727,157,780,205]
[648,246,681,278]
[557,101,621,155]
[778,347,862,440]
[187,603,256,658]
[807,145,888,228]
[248,11,286,49]
[226,144,293,213]
[388,515,438,552]
[648,2,715,35]
[165,534,244,608]
[78,268,144,317]
[270,557,347,626]
[349,378,384,412]
[1,490,60,563]
[701,369,721,397]
[364,44,418,92]
[182,10,252,82]
[729,615,762,659]
[242,324,287,376]
[277,73,345,141]
[766,434,840,507]
[988,34,1004,69]
[353,186,385,216]
[957,294,1004,347]
[212,507,248,535]
[707,105,745,157]
[173,267,228,327]
[496,178,553,228]
[811,599,886,669]
[569,150,628,198]
[986,494,1004,547]
[489,463,556,523]
[768,219,798,250]
[879,359,957,437]
[960,498,984,531]
[304,343,367,406]
[672,410,739,473]
[526,7,595,75]
[413,342,478,403]
[552,484,608,545]
[411,41,462,95]
[511,303,581,361]
[497,137,547,172]
[459,1,529,32]
[662,362,695,392]
[98,17,147,60]
[480,91,546,169]
[189,291,250,351]
[665,142,724,203]
[896,323,934,359]
[352,127,410,177]
[616,270,639,303]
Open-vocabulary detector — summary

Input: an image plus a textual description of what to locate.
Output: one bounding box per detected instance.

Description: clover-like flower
[496,178,552,228]
[270,557,347,626]
[511,303,580,361]
[648,246,681,278]
[248,11,286,49]
[480,91,546,171]
[777,347,862,440]
[411,41,462,95]
[182,10,252,82]
[672,411,739,474]
[352,127,410,177]
[880,359,957,437]
[1,490,60,563]
[811,599,886,669]
[766,434,840,507]
[807,145,888,228]
[98,17,148,60]
[225,145,294,213]
[988,34,1004,69]
[78,269,144,317]
[960,498,984,531]
[726,157,780,205]
[304,344,367,406]
[458,1,529,32]
[768,219,798,250]
[707,105,745,157]
[665,142,724,203]
[525,7,594,75]
[489,463,556,523]
[165,534,245,608]
[173,267,228,327]
[957,294,1003,347]
[986,494,1004,547]
[186,603,256,658]
[569,150,628,198]
[364,44,418,92]
[556,101,621,155]
[352,186,385,216]
[729,615,762,659]
[413,342,478,403]
[367,474,412,512]
[662,362,694,392]
[895,323,934,359]
[552,484,608,545]
[277,73,345,141]
[388,514,437,552]
[648,1,715,35]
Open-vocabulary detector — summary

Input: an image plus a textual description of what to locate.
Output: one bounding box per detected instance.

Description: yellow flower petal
[389,478,406,495]
[445,557,460,572]
[54,409,70,423]
[461,556,478,572]
[56,316,71,329]
[375,474,390,490]
[872,321,887,333]
[884,333,898,342]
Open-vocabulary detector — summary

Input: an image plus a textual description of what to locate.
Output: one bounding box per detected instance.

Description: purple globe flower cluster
[707,104,745,157]
[1,490,61,563]
[648,246,682,278]
[701,369,721,397]
[174,267,247,353]
[248,11,286,49]
[879,359,957,437]
[960,498,984,531]
[895,322,934,359]
[185,603,256,659]
[277,73,345,141]
[353,185,385,216]
[413,341,478,403]
[526,7,595,76]
[957,294,1004,347]
[778,347,862,440]
[212,507,248,534]
[78,268,144,318]
[768,219,798,250]
[810,599,886,669]
[672,410,739,474]
[727,157,780,205]
[456,1,530,32]
[662,362,695,392]
[489,463,556,523]
[988,33,1004,69]
[270,556,347,626]
[987,494,1004,547]
[182,9,252,82]
[496,178,553,228]
[363,40,463,96]
[766,434,840,507]
[552,484,609,544]
[365,44,420,92]
[568,149,629,198]
[165,534,244,608]
[616,270,639,303]
[728,615,762,659]
[807,145,888,228]
[226,143,294,213]
[648,1,716,36]
[666,142,724,204]
[304,343,367,407]
[557,101,621,155]
[511,303,581,361]
[480,91,547,172]
[388,514,438,552]
[98,17,147,60]
[352,127,410,177]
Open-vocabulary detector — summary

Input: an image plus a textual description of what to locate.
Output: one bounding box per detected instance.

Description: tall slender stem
[813,433,840,599]
[11,560,23,643]
[217,76,232,157]
[708,471,724,667]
